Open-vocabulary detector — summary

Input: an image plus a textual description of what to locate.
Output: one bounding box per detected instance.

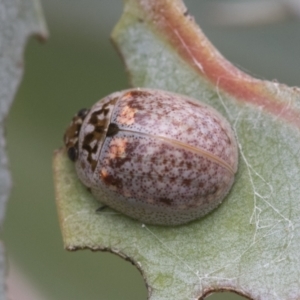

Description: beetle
[64,88,238,225]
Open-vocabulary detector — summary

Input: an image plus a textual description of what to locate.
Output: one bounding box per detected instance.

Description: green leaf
[0,0,47,299]
[53,0,300,299]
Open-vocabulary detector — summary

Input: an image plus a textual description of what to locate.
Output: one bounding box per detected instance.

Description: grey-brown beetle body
[64,88,238,225]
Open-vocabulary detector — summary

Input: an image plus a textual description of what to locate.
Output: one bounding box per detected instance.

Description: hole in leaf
[204,291,249,300]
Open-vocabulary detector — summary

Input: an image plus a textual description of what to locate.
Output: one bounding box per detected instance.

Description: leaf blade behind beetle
[54,0,300,299]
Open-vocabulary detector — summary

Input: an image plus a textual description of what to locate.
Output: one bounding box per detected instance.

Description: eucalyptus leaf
[53,0,300,299]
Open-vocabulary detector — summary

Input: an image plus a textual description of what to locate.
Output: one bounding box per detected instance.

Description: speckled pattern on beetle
[64,88,238,226]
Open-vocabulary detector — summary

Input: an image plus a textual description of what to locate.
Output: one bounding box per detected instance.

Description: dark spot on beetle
[169,177,177,184]
[111,156,132,169]
[186,162,192,169]
[124,90,152,110]
[179,160,185,167]
[136,156,143,163]
[151,157,156,164]
[94,125,106,134]
[77,108,90,119]
[64,116,83,146]
[159,197,173,205]
[67,146,78,162]
[124,139,138,153]
[164,166,170,173]
[89,107,111,126]
[98,106,110,117]
[83,133,95,144]
[157,175,164,182]
[182,178,192,186]
[82,143,92,154]
[102,101,111,109]
[81,141,98,171]
[186,127,193,134]
[127,90,151,98]
[202,166,208,172]
[90,111,100,125]
[106,123,119,137]
[102,108,110,116]
[183,9,189,16]
[102,174,123,189]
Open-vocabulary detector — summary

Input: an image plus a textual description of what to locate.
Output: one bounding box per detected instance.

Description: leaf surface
[54,1,300,299]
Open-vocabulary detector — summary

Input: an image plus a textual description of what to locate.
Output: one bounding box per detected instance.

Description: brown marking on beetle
[123,90,152,100]
[179,160,185,167]
[64,118,81,147]
[118,91,154,125]
[159,197,173,205]
[136,156,143,164]
[90,159,98,173]
[101,173,123,189]
[82,124,108,171]
[83,132,96,145]
[186,162,192,169]
[113,156,132,169]
[89,110,101,126]
[64,108,90,161]
[198,182,204,188]
[169,177,177,184]
[125,91,151,111]
[79,97,120,171]
[102,108,110,116]
[186,127,194,135]
[94,125,106,134]
[82,143,98,171]
[201,166,208,172]
[108,139,138,168]
[150,156,156,164]
[182,178,192,186]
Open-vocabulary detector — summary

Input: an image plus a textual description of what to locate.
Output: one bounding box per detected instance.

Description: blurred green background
[3,0,300,299]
